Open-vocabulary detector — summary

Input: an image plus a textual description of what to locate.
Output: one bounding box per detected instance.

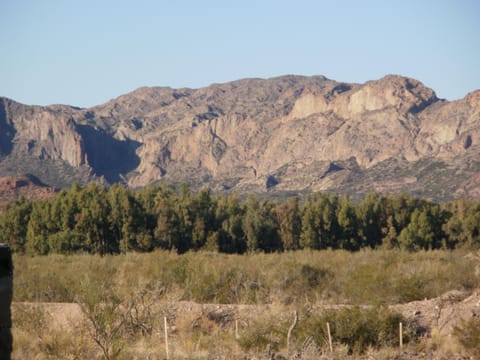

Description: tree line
[0,183,479,255]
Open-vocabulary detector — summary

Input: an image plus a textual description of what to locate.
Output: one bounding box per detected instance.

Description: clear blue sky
[1,0,479,107]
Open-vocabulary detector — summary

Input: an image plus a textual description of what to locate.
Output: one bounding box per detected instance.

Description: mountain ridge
[1,74,479,201]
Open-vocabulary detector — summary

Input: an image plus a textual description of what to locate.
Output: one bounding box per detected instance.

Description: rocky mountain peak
[357,75,438,113]
[0,75,479,201]
[464,89,480,107]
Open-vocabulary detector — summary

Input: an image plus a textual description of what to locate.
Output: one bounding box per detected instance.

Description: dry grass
[10,249,480,358]
[12,303,95,359]
[13,249,480,305]
[426,328,464,358]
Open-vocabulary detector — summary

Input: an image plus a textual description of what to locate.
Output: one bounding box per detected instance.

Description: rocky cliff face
[0,75,479,201]
[0,98,86,166]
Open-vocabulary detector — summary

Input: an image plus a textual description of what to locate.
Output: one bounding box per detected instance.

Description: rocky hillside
[1,75,479,201]
[0,174,57,209]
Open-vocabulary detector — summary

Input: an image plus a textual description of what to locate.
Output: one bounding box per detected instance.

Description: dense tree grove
[1,183,480,255]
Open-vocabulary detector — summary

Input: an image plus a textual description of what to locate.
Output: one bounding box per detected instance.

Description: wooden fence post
[164,316,169,360]
[326,322,333,352]
[399,322,403,350]
[287,311,298,355]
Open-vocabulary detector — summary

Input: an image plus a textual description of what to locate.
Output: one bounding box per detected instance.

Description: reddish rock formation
[0,175,57,209]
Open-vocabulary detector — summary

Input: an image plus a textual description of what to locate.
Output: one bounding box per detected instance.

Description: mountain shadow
[0,100,16,157]
[76,125,141,183]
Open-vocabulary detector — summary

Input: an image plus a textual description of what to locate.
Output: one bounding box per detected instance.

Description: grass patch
[13,249,479,305]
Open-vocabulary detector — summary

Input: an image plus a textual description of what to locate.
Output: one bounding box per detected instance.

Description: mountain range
[1,74,479,201]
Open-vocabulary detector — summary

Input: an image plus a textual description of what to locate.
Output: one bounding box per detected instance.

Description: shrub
[296,306,409,355]
[453,317,480,356]
[76,274,129,360]
[12,303,95,359]
[237,314,287,353]
[12,249,480,307]
[276,262,334,304]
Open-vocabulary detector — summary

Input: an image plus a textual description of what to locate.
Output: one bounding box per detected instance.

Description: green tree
[243,197,280,252]
[300,194,340,249]
[52,185,82,233]
[25,201,51,255]
[243,196,262,252]
[300,196,321,249]
[189,188,217,250]
[274,197,301,250]
[337,195,360,250]
[74,184,113,254]
[47,230,85,254]
[398,204,448,250]
[444,201,480,249]
[356,193,385,248]
[108,184,151,253]
[383,194,423,237]
[153,187,189,252]
[215,195,246,253]
[0,197,32,253]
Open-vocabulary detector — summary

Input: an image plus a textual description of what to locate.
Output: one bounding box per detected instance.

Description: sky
[1,0,479,108]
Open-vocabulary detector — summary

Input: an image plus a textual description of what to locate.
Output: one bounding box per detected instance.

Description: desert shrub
[341,249,480,304]
[13,255,81,302]
[295,306,409,355]
[187,267,242,303]
[172,307,240,358]
[10,249,480,358]
[392,274,431,302]
[76,274,128,360]
[180,253,270,304]
[237,314,287,353]
[424,327,463,358]
[13,253,118,302]
[237,306,408,356]
[12,249,480,306]
[343,261,393,304]
[274,261,334,304]
[12,303,95,359]
[453,317,480,356]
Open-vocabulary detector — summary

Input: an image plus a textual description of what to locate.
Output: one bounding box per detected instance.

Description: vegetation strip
[1,183,480,255]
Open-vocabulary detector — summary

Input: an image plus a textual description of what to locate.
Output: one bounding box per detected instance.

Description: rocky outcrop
[0,98,86,167]
[0,75,479,201]
[0,175,57,208]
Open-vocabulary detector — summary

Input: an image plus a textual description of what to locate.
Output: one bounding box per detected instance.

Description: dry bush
[237,313,287,354]
[419,327,464,359]
[13,250,480,307]
[12,303,95,359]
[293,306,409,355]
[453,317,480,357]
[10,249,480,358]
[336,249,479,304]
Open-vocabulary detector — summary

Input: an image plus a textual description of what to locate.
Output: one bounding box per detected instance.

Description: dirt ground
[17,289,479,333]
